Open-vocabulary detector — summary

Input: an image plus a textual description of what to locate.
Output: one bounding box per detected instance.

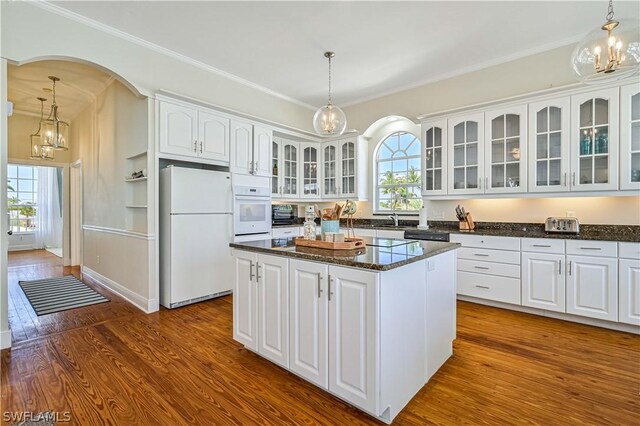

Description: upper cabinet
[570,88,619,191]
[338,138,358,198]
[230,120,273,177]
[484,106,527,193]
[158,99,230,164]
[528,97,571,193]
[421,120,447,196]
[620,83,640,191]
[301,143,321,199]
[448,113,484,195]
[272,138,299,198]
[322,142,339,198]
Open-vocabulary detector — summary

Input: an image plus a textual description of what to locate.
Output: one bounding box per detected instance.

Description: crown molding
[29,1,317,111]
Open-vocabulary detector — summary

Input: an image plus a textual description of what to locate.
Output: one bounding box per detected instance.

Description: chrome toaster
[545,217,580,234]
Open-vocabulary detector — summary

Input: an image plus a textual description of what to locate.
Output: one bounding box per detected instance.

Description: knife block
[459,213,476,231]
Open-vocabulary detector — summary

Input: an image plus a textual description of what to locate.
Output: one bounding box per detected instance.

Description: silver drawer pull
[533,244,551,248]
[474,266,490,270]
[474,254,489,257]
[475,285,490,289]
[283,231,292,234]
[580,247,601,250]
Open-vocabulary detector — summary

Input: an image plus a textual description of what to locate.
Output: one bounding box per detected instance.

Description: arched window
[375,132,423,212]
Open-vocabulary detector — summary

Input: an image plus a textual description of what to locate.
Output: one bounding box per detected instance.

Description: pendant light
[571,0,640,83]
[29,97,54,161]
[313,51,347,136]
[40,76,69,150]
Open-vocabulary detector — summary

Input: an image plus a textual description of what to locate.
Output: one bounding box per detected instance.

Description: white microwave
[233,185,271,236]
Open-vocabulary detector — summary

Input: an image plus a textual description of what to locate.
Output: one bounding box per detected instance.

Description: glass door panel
[271,139,280,196]
[283,143,298,196]
[423,123,445,194]
[323,143,338,196]
[620,85,640,189]
[448,115,483,193]
[486,107,525,192]
[302,145,319,197]
[340,140,356,196]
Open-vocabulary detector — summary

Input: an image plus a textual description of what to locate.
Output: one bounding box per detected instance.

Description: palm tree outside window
[375,132,423,212]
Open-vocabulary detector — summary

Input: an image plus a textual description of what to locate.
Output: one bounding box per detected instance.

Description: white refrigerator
[160,166,234,308]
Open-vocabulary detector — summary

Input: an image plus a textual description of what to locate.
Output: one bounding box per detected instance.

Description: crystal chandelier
[313,51,347,136]
[40,76,69,150]
[571,0,640,83]
[29,97,54,161]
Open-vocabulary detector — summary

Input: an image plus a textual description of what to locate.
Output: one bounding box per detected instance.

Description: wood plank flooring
[2,254,639,424]
[7,250,141,346]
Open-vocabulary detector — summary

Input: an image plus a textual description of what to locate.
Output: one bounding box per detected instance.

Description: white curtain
[35,167,63,249]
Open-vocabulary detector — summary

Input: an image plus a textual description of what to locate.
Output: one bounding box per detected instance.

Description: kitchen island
[229,236,460,423]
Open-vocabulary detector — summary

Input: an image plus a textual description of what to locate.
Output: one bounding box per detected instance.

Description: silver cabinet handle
[200,141,203,154]
[194,140,198,152]
[478,178,482,189]
[328,275,333,301]
[568,260,572,276]
[249,260,254,280]
[474,266,490,270]
[474,253,489,257]
[248,161,253,174]
[255,161,259,172]
[580,247,601,250]
[533,244,551,248]
[558,259,562,275]
[485,177,489,189]
[571,172,576,186]
[475,285,490,289]
[562,172,567,187]
[256,263,261,282]
[283,230,292,234]
[317,273,323,298]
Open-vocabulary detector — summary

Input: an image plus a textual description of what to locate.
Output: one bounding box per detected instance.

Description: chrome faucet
[387,212,399,227]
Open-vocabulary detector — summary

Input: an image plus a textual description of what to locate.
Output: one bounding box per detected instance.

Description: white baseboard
[457,295,640,335]
[82,266,159,314]
[0,329,11,350]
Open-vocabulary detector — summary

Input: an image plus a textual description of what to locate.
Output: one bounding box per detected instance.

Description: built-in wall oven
[233,185,271,236]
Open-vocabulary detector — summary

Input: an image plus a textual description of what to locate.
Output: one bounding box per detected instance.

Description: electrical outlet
[566,211,576,217]
[432,211,445,220]
[97,255,100,264]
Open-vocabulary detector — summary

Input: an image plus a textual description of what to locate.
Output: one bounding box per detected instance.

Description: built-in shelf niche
[125,151,148,233]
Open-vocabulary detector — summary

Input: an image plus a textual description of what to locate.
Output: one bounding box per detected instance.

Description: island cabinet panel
[257,255,289,368]
[233,252,258,350]
[328,266,379,414]
[289,260,329,389]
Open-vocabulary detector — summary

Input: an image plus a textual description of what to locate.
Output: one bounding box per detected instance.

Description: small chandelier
[29,97,54,161]
[40,76,69,150]
[571,0,640,83]
[313,51,347,136]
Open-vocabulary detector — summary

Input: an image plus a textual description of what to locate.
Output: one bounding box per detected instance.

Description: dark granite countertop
[230,237,460,271]
[273,220,640,242]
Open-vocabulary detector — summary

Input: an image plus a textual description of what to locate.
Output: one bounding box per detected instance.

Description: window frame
[7,164,39,235]
[373,131,423,215]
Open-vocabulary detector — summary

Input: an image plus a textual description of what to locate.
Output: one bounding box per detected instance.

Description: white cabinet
[448,113,485,194]
[570,88,619,191]
[528,97,571,192]
[271,137,299,198]
[328,266,378,413]
[337,138,358,198]
[271,227,301,238]
[619,259,640,326]
[566,255,618,321]
[300,143,321,198]
[289,260,328,388]
[484,106,527,193]
[233,253,289,367]
[322,142,339,197]
[422,119,447,195]
[159,99,230,163]
[620,83,640,190]
[230,120,272,177]
[521,252,565,312]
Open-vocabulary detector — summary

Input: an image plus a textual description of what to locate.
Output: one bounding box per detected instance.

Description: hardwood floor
[7,250,142,346]
[2,280,639,424]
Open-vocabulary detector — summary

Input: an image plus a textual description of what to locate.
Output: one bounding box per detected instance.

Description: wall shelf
[125,205,148,209]
[125,177,148,182]
[126,152,147,160]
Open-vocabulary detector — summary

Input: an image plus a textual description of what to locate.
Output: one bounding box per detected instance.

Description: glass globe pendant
[313,52,347,136]
[29,97,54,161]
[40,76,69,151]
[571,0,640,84]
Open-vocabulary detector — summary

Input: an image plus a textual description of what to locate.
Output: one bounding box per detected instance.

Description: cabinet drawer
[458,259,520,279]
[619,242,640,260]
[457,271,521,305]
[566,240,617,257]
[521,238,565,254]
[458,247,520,265]
[450,234,520,251]
[271,227,301,238]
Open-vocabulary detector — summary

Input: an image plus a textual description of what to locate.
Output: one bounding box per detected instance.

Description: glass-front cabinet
[320,137,358,199]
[300,143,320,198]
[271,138,282,197]
[570,88,619,191]
[271,137,299,198]
[528,97,571,192]
[322,142,339,197]
[620,83,640,190]
[447,113,484,194]
[422,120,447,196]
[340,138,357,197]
[484,106,527,193]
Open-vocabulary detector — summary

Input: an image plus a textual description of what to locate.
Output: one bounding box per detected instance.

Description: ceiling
[8,60,114,120]
[50,1,640,108]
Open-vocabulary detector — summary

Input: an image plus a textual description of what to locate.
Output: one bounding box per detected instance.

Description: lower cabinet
[619,259,640,326]
[233,252,289,368]
[566,255,618,322]
[521,252,566,312]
